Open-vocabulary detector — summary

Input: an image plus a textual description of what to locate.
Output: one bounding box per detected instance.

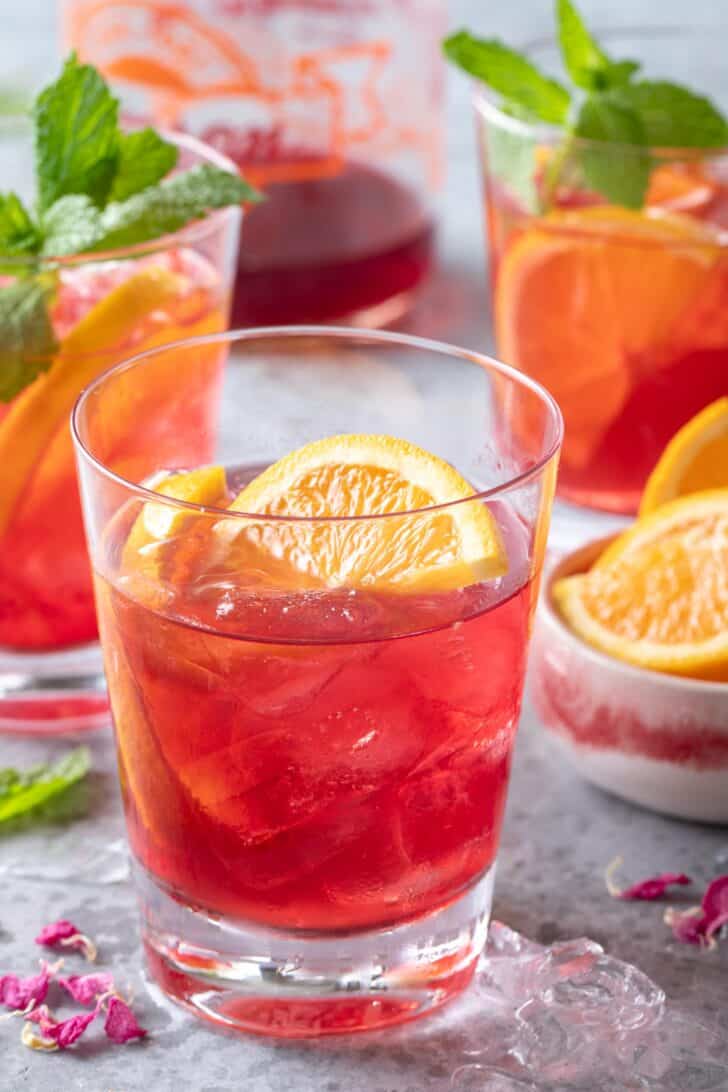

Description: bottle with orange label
[62,0,446,326]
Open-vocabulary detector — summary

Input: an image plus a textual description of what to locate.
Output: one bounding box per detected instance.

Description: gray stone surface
[2,1,728,1089]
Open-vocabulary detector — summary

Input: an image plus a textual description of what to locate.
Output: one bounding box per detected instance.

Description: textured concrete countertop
[2,1,727,1089]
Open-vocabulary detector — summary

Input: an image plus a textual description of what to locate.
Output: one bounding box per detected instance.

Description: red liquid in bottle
[232,162,435,326]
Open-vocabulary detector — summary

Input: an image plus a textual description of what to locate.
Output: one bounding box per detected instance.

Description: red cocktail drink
[97,499,532,932]
[74,328,561,1036]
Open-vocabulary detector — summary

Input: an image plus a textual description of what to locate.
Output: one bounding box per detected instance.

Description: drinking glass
[62,0,446,327]
[0,121,239,733]
[73,326,561,1037]
[475,27,728,538]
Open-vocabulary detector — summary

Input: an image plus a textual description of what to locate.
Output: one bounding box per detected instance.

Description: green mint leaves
[109,127,179,202]
[444,0,728,211]
[34,54,121,213]
[443,32,569,125]
[87,163,257,252]
[27,54,260,257]
[0,277,58,401]
[0,747,91,833]
[0,54,260,403]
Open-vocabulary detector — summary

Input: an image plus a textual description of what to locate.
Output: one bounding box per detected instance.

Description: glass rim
[0,125,242,268]
[473,23,728,158]
[71,325,564,525]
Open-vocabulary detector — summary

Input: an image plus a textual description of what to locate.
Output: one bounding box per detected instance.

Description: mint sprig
[0,747,91,832]
[0,277,58,401]
[0,54,261,402]
[444,0,728,211]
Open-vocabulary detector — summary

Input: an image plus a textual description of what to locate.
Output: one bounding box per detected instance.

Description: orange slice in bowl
[218,434,508,592]
[640,398,728,514]
[554,490,728,681]
[495,206,719,470]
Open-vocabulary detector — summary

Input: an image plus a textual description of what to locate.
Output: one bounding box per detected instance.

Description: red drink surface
[232,162,434,325]
[487,168,728,514]
[98,492,532,933]
[0,252,225,652]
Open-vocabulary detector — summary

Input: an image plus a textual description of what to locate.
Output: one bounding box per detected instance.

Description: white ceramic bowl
[531,538,728,824]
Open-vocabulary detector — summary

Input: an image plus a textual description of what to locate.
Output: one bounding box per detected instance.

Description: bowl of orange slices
[531,398,728,822]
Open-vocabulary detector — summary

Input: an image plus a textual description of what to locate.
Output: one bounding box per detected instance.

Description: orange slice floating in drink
[219,434,508,591]
[495,206,720,470]
[554,490,728,681]
[640,397,728,514]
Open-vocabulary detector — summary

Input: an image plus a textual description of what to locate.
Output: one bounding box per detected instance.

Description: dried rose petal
[35,920,97,962]
[665,875,728,947]
[34,921,78,946]
[664,906,706,945]
[0,963,51,1011]
[702,875,728,938]
[605,856,691,900]
[103,996,147,1044]
[58,972,114,1007]
[24,1003,98,1050]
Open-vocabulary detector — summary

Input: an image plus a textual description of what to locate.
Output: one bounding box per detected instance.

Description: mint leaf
[575,95,650,208]
[444,31,570,124]
[0,747,91,832]
[34,53,119,213]
[91,163,260,252]
[605,60,641,88]
[556,0,610,89]
[0,192,39,256]
[41,194,102,256]
[556,0,641,92]
[613,80,728,149]
[110,128,178,202]
[0,276,58,401]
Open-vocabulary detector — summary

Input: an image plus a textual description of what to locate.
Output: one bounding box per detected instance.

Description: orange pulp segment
[495,206,720,470]
[554,490,728,680]
[219,434,508,592]
[640,398,728,514]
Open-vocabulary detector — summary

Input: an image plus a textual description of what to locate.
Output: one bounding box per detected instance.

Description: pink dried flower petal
[605,856,692,900]
[26,1003,98,1049]
[58,972,114,1007]
[664,875,728,947]
[664,906,706,945]
[35,920,97,962]
[103,996,147,1044]
[701,875,728,924]
[0,963,51,1010]
[34,920,78,946]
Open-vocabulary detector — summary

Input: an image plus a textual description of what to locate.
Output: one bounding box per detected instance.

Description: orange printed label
[63,0,442,187]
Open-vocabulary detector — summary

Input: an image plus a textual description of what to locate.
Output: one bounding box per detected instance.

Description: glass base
[0,641,109,734]
[548,498,631,557]
[137,862,494,1038]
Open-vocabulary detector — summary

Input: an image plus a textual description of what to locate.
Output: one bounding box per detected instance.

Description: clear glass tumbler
[474,28,728,533]
[73,327,561,1037]
[0,121,239,734]
[61,0,445,327]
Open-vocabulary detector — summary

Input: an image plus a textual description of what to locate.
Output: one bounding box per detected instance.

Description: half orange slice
[220,434,508,592]
[554,490,728,680]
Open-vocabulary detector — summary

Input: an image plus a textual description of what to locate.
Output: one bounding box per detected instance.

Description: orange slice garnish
[218,434,508,592]
[640,398,728,514]
[554,490,728,681]
[495,206,720,470]
[120,465,227,606]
